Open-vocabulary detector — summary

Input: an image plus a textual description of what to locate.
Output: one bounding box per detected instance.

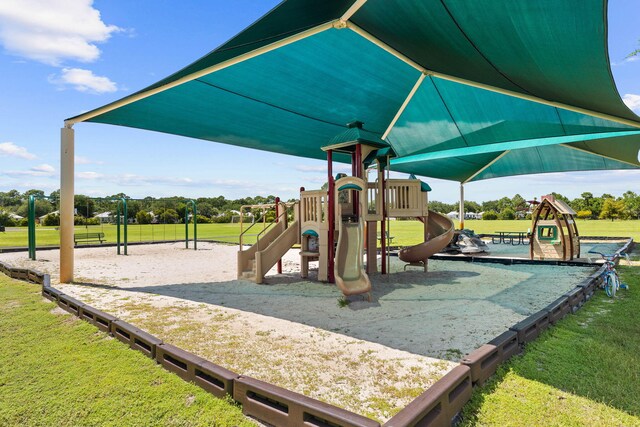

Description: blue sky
[1,0,639,203]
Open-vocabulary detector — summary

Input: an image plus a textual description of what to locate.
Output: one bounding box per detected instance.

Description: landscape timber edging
[0,256,619,427]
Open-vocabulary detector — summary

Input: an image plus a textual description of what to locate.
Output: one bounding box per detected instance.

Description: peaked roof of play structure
[67,0,640,183]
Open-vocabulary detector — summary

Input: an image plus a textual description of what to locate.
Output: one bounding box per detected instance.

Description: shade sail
[68,0,640,182]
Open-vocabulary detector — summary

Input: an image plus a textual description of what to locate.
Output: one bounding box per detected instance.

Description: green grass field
[0,275,254,427]
[461,266,640,426]
[1,219,638,249]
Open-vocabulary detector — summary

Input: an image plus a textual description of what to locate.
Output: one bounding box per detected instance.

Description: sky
[0,0,639,204]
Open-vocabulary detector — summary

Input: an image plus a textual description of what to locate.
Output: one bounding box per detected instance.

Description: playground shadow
[72,260,587,360]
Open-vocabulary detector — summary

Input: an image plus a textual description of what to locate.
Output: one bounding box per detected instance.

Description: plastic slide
[398,210,455,263]
[334,220,371,297]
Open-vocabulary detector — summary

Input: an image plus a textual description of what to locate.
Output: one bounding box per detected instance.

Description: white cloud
[50,68,117,93]
[0,141,36,159]
[0,0,121,65]
[77,171,103,180]
[32,163,55,173]
[3,163,56,177]
[623,94,640,113]
[75,155,103,165]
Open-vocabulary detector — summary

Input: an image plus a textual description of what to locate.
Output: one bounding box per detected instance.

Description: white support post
[459,183,465,230]
[60,125,75,283]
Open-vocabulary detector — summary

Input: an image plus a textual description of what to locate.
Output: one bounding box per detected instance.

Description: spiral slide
[399,210,455,264]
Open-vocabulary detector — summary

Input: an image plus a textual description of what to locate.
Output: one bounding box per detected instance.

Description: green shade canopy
[68,0,640,183]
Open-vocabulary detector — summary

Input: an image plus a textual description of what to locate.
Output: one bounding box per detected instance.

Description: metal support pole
[115,197,128,255]
[379,161,386,275]
[275,197,282,274]
[116,201,121,255]
[60,126,75,283]
[28,195,36,260]
[459,183,465,230]
[185,200,198,250]
[327,150,335,283]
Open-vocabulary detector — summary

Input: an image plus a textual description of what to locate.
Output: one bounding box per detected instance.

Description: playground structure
[237,122,454,298]
[530,195,580,261]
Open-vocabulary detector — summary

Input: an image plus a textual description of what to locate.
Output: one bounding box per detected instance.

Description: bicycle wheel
[604,274,615,297]
[611,272,620,295]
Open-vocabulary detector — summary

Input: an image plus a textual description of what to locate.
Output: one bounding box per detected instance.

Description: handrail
[254,204,289,252]
[239,202,294,248]
[239,202,277,247]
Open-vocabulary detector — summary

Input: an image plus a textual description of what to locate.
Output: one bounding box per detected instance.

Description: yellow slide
[399,210,455,264]
[334,219,371,298]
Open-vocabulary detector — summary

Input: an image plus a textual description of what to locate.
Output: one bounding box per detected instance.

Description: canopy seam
[429,76,469,147]
[439,0,533,96]
[194,79,346,128]
[554,108,568,135]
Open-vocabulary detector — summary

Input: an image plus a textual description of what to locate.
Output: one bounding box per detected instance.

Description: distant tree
[581,192,594,210]
[0,190,22,208]
[24,189,45,199]
[481,199,500,213]
[74,195,95,218]
[49,189,60,210]
[15,199,53,218]
[599,198,625,221]
[576,210,593,220]
[621,191,640,219]
[429,201,456,214]
[464,201,481,213]
[159,209,179,224]
[550,192,570,204]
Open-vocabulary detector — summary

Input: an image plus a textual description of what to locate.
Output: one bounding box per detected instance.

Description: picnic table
[493,231,529,245]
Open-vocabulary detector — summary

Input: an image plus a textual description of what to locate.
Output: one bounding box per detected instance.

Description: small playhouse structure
[530,195,580,261]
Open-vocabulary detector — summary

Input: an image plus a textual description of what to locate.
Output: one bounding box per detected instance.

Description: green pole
[116,200,121,255]
[184,200,197,250]
[193,201,197,251]
[123,198,128,255]
[28,195,35,260]
[185,204,189,249]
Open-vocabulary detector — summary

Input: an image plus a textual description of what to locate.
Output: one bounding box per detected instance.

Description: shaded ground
[0,242,595,421]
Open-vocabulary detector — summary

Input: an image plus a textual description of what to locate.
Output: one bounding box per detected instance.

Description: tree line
[1,189,639,227]
[429,191,640,221]
[0,189,281,226]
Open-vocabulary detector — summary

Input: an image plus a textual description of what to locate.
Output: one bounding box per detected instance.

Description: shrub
[0,211,16,227]
[43,213,60,226]
[136,211,153,225]
[500,207,516,220]
[483,210,498,220]
[196,214,211,224]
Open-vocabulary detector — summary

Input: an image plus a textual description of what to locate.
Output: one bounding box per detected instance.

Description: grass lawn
[1,219,638,249]
[0,275,254,427]
[461,266,640,426]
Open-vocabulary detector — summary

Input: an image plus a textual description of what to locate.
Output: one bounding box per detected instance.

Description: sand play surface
[1,242,595,421]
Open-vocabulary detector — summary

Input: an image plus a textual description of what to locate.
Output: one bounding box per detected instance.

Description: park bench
[74,232,106,245]
[492,231,528,245]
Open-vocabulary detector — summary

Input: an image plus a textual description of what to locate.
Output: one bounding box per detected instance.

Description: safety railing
[386,179,427,218]
[300,190,327,228]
